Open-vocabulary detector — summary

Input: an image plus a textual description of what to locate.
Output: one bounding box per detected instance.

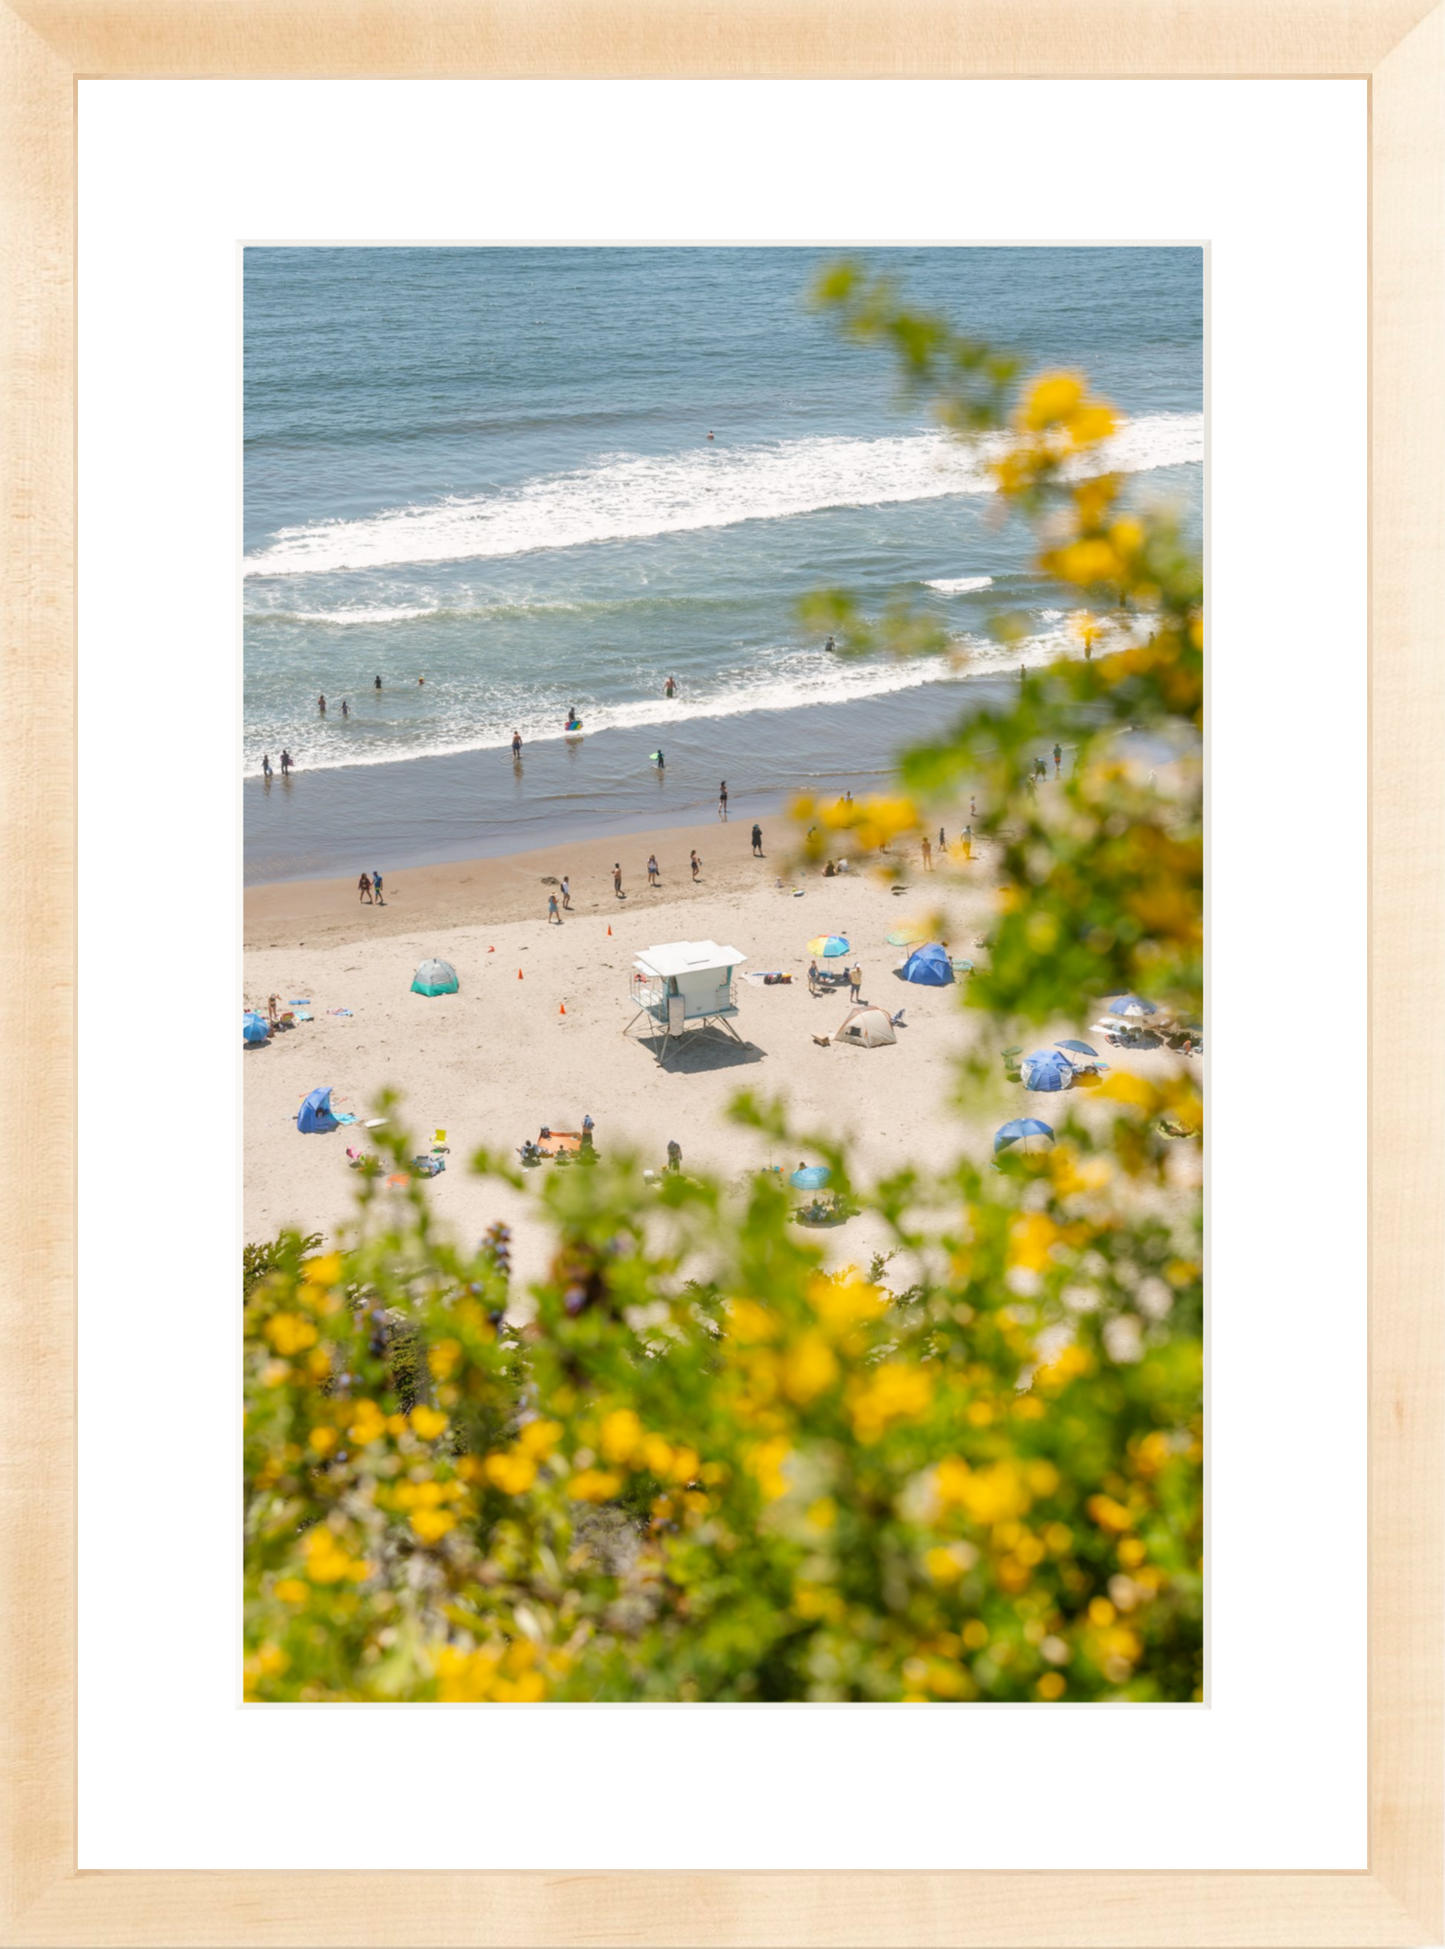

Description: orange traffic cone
[559,1002,566,1016]
[607,924,612,936]
[518,969,523,979]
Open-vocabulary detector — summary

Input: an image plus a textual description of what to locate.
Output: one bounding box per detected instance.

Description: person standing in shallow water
[340,699,349,718]
[374,674,382,690]
[318,694,326,714]
[280,749,292,776]
[718,780,728,821]
[511,729,522,760]
[261,753,272,779]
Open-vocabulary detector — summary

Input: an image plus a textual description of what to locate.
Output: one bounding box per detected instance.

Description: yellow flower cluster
[435,1638,549,1704]
[846,1362,932,1443]
[303,1524,371,1586]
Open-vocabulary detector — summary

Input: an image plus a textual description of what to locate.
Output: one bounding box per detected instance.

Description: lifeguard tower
[625,940,748,1064]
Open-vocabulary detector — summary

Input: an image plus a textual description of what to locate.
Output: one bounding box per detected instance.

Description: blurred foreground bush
[245,273,1202,1702]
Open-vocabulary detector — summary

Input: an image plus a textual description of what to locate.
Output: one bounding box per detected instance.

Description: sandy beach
[244,820,1010,1280]
[244,815,1196,1289]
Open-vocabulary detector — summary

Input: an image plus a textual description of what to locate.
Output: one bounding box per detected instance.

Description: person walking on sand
[808,958,820,996]
[358,872,373,904]
[613,863,625,899]
[372,869,384,904]
[969,794,976,819]
[690,850,701,882]
[938,826,946,851]
[1053,742,1062,777]
[261,753,272,778]
[751,823,764,857]
[718,780,729,821]
[511,729,522,760]
[318,693,327,714]
[560,874,571,911]
[962,826,973,860]
[547,893,561,924]
[921,834,932,872]
[647,853,660,886]
[848,963,863,1006]
[666,1139,682,1173]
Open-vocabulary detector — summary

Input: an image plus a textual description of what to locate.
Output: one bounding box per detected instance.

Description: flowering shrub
[244,275,1203,1702]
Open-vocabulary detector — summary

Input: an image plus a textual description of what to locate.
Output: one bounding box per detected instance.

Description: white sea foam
[244,413,1203,579]
[925,575,994,594]
[242,611,1149,776]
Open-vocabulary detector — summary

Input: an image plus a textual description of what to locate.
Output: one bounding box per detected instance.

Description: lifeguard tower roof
[633,940,747,980]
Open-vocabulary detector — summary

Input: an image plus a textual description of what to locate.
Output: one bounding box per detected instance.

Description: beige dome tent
[835,1004,897,1048]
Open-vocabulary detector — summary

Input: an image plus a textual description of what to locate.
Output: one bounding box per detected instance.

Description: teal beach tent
[411,958,459,997]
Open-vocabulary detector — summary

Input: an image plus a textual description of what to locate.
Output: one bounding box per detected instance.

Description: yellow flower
[569,1467,622,1503]
[305,1251,343,1286]
[427,1338,463,1381]
[728,1299,779,1344]
[274,1578,308,1603]
[516,1418,563,1460]
[482,1451,538,1496]
[1022,372,1084,429]
[599,1409,643,1466]
[1086,1493,1134,1533]
[781,1332,839,1405]
[307,1426,338,1455]
[1036,1671,1067,1700]
[847,1362,933,1443]
[935,1458,1031,1524]
[746,1437,792,1502]
[925,1545,966,1584]
[346,1400,387,1446]
[410,1507,457,1545]
[410,1406,448,1441]
[264,1312,318,1356]
[807,1273,887,1339]
[304,1526,367,1585]
[793,1584,845,1622]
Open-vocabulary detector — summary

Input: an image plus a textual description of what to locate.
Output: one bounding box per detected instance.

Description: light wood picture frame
[2,4,1440,1943]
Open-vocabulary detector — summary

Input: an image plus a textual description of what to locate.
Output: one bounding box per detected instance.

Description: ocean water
[244,246,1202,878]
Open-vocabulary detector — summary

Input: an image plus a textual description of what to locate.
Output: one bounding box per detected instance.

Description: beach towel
[335,1113,357,1125]
[328,1008,353,1017]
[289,999,311,1006]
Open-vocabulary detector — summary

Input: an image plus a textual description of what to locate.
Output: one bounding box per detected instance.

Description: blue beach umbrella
[242,1011,270,1046]
[1103,993,1156,1017]
[1055,1039,1099,1058]
[1020,1049,1074,1092]
[789,1165,833,1190]
[899,942,954,986]
[994,1118,1055,1156]
[807,935,850,958]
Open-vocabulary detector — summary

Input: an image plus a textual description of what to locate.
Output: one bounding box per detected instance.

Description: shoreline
[244,810,943,955]
[243,670,1014,888]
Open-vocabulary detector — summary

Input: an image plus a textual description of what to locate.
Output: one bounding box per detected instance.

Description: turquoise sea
[244,246,1202,881]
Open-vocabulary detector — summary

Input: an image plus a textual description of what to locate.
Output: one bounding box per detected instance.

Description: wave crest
[244,414,1202,579]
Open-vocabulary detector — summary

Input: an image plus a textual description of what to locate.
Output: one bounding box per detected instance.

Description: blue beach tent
[899,942,954,986]
[242,1011,270,1046]
[1020,1048,1074,1092]
[297,1086,340,1134]
[789,1165,833,1190]
[994,1117,1055,1156]
[411,957,459,997]
[1103,992,1156,1017]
